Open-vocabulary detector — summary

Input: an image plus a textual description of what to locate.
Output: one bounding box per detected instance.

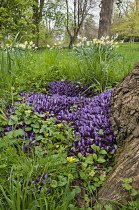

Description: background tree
[32,0,45,47]
[112,0,139,42]
[65,0,97,48]
[98,0,114,39]
[0,0,33,45]
[79,15,98,40]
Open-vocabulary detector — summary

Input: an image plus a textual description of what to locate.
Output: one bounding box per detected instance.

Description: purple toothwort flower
[3,81,116,156]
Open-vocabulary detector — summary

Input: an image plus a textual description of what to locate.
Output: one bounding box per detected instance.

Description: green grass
[1,43,139,97]
[0,42,139,209]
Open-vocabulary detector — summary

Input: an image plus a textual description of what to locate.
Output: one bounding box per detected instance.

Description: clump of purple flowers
[48,80,97,97]
[3,81,117,156]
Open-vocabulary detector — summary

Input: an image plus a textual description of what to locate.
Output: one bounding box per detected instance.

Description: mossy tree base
[97,62,139,205]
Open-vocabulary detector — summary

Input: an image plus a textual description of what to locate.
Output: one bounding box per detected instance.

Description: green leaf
[10,115,18,122]
[31,123,40,128]
[0,164,7,168]
[78,152,85,160]
[47,144,55,149]
[33,128,40,133]
[94,182,100,187]
[92,153,97,160]
[50,180,58,188]
[98,129,103,134]
[97,157,106,163]
[68,174,74,180]
[99,175,105,182]
[123,178,132,183]
[58,176,67,186]
[79,171,86,179]
[130,189,138,196]
[81,162,88,169]
[35,113,46,117]
[74,187,81,194]
[85,155,94,164]
[25,127,32,131]
[8,120,16,125]
[93,177,99,182]
[91,145,100,152]
[89,170,95,177]
[122,183,132,190]
[35,135,43,140]
[25,119,31,124]
[99,150,107,155]
[14,129,25,137]
[91,185,97,191]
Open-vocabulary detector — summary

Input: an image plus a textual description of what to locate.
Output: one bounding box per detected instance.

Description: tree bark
[97,63,139,206]
[98,0,114,39]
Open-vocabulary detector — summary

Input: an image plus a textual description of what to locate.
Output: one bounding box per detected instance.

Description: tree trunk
[98,0,114,39]
[97,63,139,206]
[69,36,77,48]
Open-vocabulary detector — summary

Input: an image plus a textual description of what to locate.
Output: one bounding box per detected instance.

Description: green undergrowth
[0,42,139,209]
[0,103,113,209]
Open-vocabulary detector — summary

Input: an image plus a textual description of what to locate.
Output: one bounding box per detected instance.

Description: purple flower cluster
[48,80,97,97]
[18,87,116,155]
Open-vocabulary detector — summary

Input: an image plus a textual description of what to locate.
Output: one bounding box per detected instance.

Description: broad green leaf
[58,176,67,186]
[25,119,31,124]
[74,187,81,194]
[10,115,18,122]
[81,162,88,169]
[98,129,103,134]
[31,123,40,128]
[93,177,99,182]
[89,170,95,177]
[92,153,97,160]
[123,178,132,183]
[25,127,32,131]
[131,189,138,196]
[91,145,100,152]
[99,175,105,181]
[50,180,58,188]
[99,150,107,155]
[122,183,132,190]
[97,157,106,163]
[78,152,85,160]
[14,129,25,137]
[33,128,40,133]
[85,155,94,164]
[0,164,7,168]
[94,182,100,187]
